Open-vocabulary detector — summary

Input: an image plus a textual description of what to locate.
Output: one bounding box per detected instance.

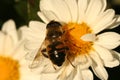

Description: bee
[40,20,69,66]
[26,20,70,69]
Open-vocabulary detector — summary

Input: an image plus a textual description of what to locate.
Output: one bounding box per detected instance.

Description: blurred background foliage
[0,0,40,27]
[0,0,120,80]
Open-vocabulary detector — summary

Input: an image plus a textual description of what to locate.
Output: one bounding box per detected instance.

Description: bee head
[46,21,62,29]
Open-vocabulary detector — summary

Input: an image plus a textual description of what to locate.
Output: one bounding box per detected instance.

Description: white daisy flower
[0,20,41,80]
[25,0,120,80]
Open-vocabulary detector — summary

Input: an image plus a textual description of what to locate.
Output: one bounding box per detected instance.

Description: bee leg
[52,64,57,70]
[41,49,49,58]
[67,56,75,68]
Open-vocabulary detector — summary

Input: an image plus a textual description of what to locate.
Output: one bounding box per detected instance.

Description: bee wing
[25,49,40,68]
[25,41,48,69]
[25,49,39,61]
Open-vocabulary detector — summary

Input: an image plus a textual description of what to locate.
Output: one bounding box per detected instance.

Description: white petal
[78,0,88,23]
[67,66,78,80]
[18,25,28,40]
[81,69,93,80]
[25,21,46,50]
[66,63,93,80]
[40,0,71,22]
[91,9,115,33]
[90,51,103,67]
[72,66,83,80]
[21,75,40,80]
[0,32,5,53]
[103,59,119,68]
[99,0,107,13]
[109,15,120,29]
[102,50,119,68]
[40,10,60,22]
[37,11,49,23]
[25,52,55,74]
[2,19,18,45]
[24,28,44,50]
[3,35,14,55]
[95,32,120,49]
[74,54,92,69]
[20,66,41,80]
[93,44,119,68]
[40,73,58,80]
[29,21,46,32]
[24,49,42,70]
[65,0,78,22]
[90,51,108,80]
[80,33,96,42]
[12,40,26,61]
[25,28,44,41]
[85,0,106,25]
[40,59,57,73]
[57,62,75,80]
[93,44,115,62]
[73,67,93,80]
[25,49,39,62]
[91,65,108,80]
[111,51,120,62]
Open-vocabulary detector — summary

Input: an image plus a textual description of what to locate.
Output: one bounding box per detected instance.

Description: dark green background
[0,0,120,80]
[0,0,40,27]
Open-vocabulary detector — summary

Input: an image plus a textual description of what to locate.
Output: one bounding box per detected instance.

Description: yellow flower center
[0,56,20,80]
[62,22,93,56]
